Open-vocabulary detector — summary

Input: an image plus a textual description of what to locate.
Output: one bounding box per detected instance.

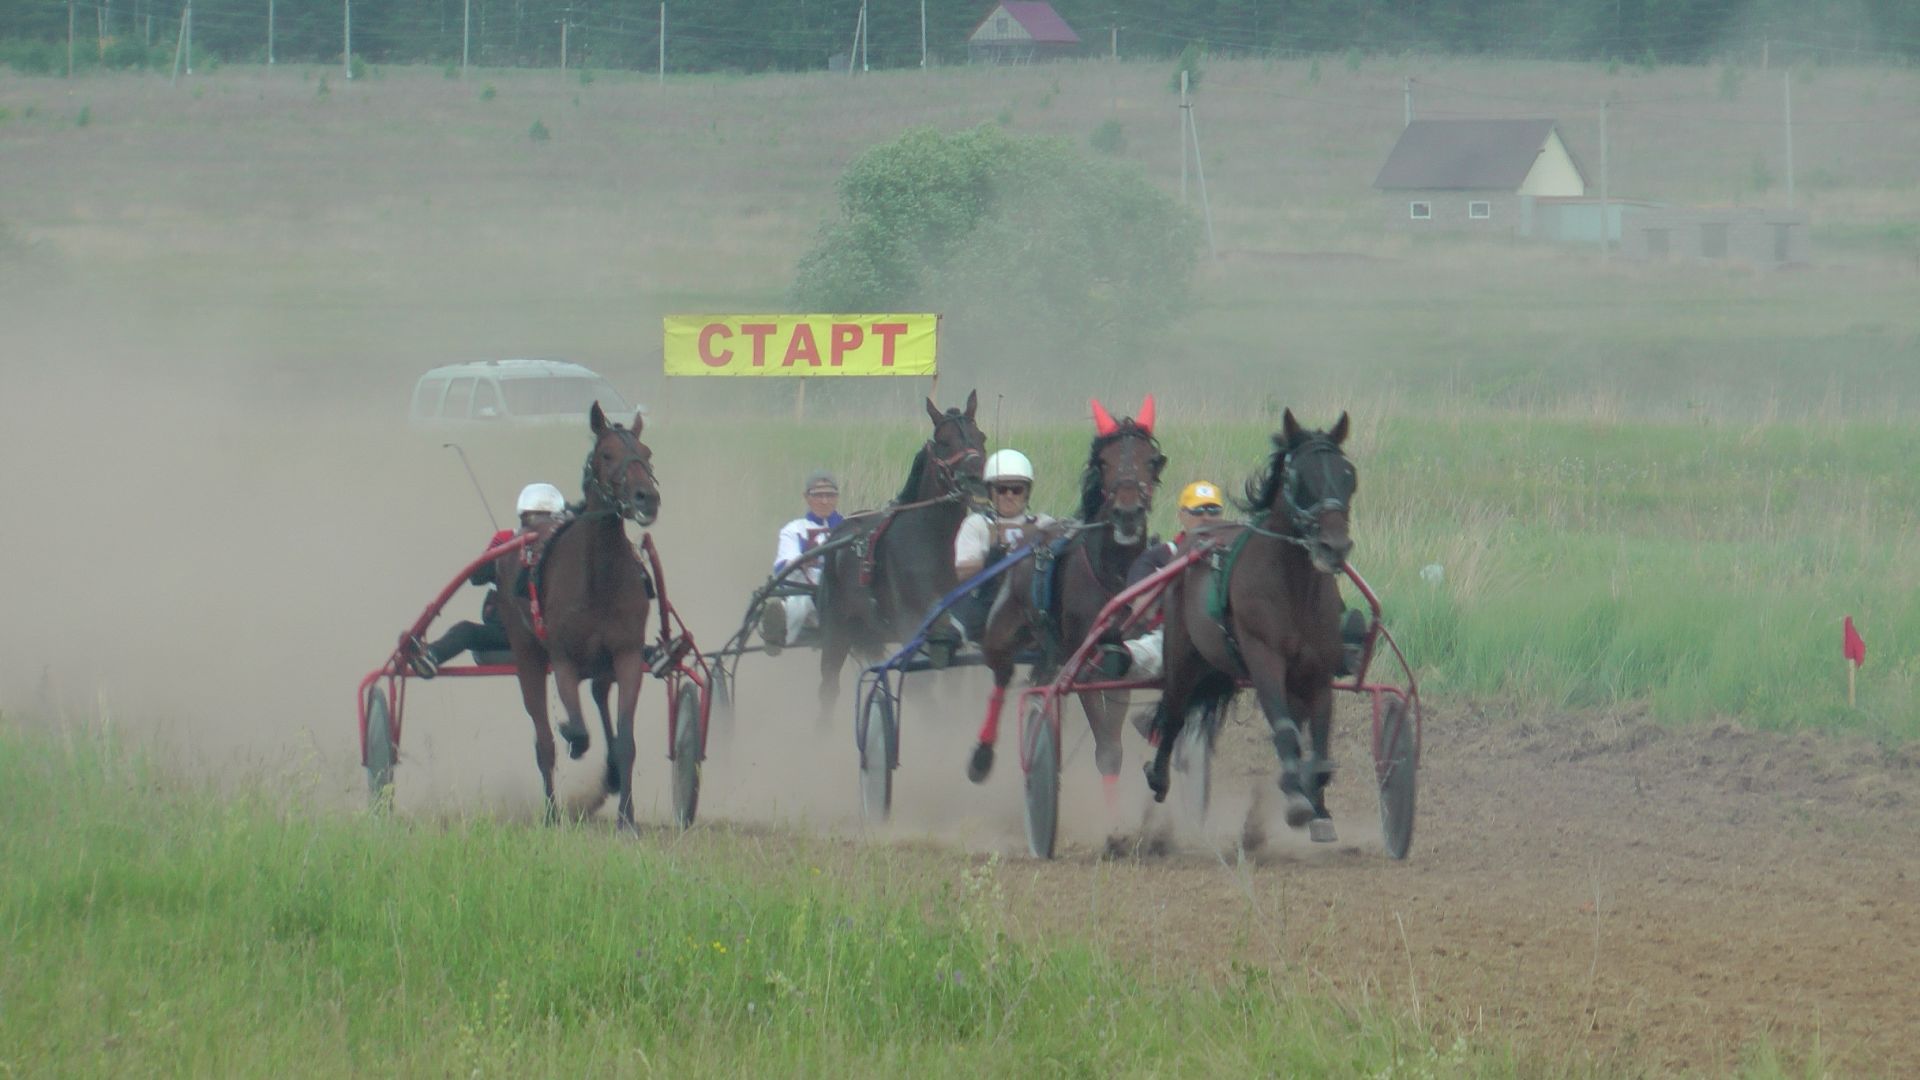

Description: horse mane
[1236,432,1292,514]
[1076,422,1159,522]
[895,445,930,505]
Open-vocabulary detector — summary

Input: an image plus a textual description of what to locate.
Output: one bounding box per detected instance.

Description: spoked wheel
[708,666,735,751]
[1376,696,1419,860]
[858,684,896,824]
[670,680,703,828]
[1022,698,1060,859]
[365,686,396,810]
[1173,697,1220,826]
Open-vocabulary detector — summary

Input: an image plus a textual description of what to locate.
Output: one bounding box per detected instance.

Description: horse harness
[854,422,983,588]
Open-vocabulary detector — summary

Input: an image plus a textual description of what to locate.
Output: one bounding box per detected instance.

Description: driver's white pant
[1123,628,1164,679]
[782,594,817,645]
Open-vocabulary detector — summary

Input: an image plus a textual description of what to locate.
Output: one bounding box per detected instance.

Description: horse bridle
[580,426,658,524]
[1248,436,1352,559]
[1098,426,1166,516]
[923,414,985,499]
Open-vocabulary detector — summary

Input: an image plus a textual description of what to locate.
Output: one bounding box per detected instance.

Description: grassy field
[0,722,1557,1077]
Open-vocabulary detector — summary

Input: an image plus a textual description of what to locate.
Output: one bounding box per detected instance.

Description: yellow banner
[663,314,937,377]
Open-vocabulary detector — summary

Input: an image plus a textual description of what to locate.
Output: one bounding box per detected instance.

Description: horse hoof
[966,743,994,784]
[558,721,590,760]
[1308,818,1338,843]
[1283,792,1315,829]
[603,763,623,795]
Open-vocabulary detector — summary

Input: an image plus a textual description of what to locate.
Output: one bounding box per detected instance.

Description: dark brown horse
[1143,410,1355,845]
[811,392,987,719]
[968,397,1165,806]
[495,402,661,826]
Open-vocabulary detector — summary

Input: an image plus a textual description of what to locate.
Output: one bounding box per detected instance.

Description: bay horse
[494,401,661,827]
[811,392,987,720]
[968,397,1165,807]
[1143,410,1355,846]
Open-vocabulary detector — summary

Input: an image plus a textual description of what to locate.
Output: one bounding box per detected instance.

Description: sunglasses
[1186,505,1224,516]
[992,484,1030,497]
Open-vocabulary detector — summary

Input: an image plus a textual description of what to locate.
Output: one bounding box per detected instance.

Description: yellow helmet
[1178,480,1224,512]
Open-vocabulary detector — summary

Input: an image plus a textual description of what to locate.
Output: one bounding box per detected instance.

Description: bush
[0,39,62,75]
[74,104,89,128]
[528,118,550,142]
[479,83,497,101]
[349,55,368,80]
[793,125,1198,367]
[1089,118,1125,156]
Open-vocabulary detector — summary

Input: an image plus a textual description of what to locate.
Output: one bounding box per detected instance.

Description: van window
[500,377,629,417]
[443,378,476,419]
[472,379,501,418]
[412,378,448,418]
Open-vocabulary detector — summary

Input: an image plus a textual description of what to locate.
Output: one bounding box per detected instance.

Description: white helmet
[984,449,1034,485]
[516,482,567,516]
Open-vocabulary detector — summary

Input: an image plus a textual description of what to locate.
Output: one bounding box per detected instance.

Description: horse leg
[514,661,560,823]
[1300,684,1337,842]
[1079,689,1127,814]
[817,631,850,728]
[967,660,1015,783]
[1245,653,1315,830]
[1145,661,1204,804]
[552,658,591,760]
[592,674,619,795]
[611,653,645,830]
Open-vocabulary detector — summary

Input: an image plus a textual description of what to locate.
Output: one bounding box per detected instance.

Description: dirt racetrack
[886,699,1920,1076]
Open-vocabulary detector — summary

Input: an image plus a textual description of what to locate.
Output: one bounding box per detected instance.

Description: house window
[1409,201,1431,221]
[995,15,1008,35]
[1701,223,1729,258]
[1644,228,1670,257]
[1468,201,1491,220]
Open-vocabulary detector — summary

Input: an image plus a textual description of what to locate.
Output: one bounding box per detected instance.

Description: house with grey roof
[967,2,1081,65]
[1373,118,1587,233]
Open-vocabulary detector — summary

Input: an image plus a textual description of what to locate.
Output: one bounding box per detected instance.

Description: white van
[408,359,635,427]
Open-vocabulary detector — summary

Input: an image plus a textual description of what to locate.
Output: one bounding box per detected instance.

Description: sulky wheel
[1376,696,1418,860]
[1174,696,1221,826]
[1022,698,1060,860]
[365,686,396,810]
[858,684,896,824]
[670,680,703,828]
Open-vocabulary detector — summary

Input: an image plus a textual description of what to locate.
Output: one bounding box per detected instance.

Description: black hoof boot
[603,757,623,795]
[1143,757,1170,803]
[966,742,994,784]
[558,720,590,760]
[1279,775,1315,829]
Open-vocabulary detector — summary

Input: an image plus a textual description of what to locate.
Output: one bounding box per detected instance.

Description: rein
[1242,436,1349,555]
[580,426,657,524]
[920,413,985,498]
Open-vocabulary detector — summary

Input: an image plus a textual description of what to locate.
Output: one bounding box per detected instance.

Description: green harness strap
[1205,527,1256,675]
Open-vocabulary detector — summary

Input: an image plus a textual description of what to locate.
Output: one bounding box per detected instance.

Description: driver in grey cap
[759,470,844,653]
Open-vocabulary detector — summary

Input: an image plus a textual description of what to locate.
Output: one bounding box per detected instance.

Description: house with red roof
[968,2,1081,65]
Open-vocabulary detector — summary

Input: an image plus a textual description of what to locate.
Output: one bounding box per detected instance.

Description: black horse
[810,392,987,720]
[1143,410,1356,848]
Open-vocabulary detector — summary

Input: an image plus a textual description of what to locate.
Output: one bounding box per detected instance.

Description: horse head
[1083,395,1166,545]
[920,390,987,505]
[1266,409,1355,574]
[584,401,660,526]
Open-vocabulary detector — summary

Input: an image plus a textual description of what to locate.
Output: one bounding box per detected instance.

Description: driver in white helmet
[410,482,568,678]
[952,449,1053,643]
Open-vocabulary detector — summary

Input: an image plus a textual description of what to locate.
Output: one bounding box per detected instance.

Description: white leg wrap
[1125,628,1164,680]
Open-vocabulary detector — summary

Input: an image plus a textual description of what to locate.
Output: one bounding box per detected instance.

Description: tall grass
[0,722,1534,1076]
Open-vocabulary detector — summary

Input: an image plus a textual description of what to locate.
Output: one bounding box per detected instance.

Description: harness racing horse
[811,392,987,721]
[968,397,1166,808]
[495,402,661,827]
[1143,410,1355,847]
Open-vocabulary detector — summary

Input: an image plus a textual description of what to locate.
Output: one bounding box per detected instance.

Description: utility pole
[1188,86,1218,260]
[845,3,862,75]
[659,4,666,84]
[268,0,275,64]
[67,0,74,78]
[169,2,185,82]
[1784,69,1795,207]
[1110,25,1117,61]
[559,11,568,72]
[461,0,470,78]
[184,0,192,73]
[1179,70,1189,204]
[1405,77,1413,127]
[861,0,869,72]
[1598,98,1610,262]
[343,0,352,79]
[920,0,927,69]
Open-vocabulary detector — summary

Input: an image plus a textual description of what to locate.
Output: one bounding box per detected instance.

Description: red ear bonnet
[1089,398,1119,437]
[1137,394,1156,435]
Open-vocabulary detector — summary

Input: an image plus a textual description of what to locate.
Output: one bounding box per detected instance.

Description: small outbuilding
[967,2,1081,65]
[1374,118,1587,232]
[1618,206,1810,265]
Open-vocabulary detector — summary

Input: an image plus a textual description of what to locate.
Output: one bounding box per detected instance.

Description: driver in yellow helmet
[1095,480,1227,681]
